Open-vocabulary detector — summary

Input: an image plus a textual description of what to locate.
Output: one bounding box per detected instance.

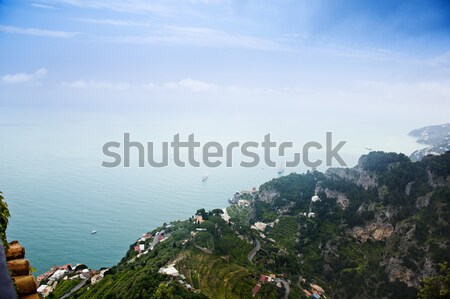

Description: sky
[0,0,449,138]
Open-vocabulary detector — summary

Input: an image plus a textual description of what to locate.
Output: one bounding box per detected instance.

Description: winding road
[247,239,261,264]
[275,278,290,299]
[60,279,88,299]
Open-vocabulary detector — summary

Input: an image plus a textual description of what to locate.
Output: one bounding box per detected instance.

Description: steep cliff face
[256,151,450,298]
[325,155,378,190]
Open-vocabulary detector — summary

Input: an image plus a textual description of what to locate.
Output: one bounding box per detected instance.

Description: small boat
[202,175,208,182]
[365,146,373,151]
[91,230,97,234]
[277,167,284,174]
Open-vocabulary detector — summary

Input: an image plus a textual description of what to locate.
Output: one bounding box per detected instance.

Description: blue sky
[0,0,449,129]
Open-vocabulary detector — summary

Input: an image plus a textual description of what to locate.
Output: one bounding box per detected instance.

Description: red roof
[259,275,269,282]
[134,245,140,252]
[252,284,261,295]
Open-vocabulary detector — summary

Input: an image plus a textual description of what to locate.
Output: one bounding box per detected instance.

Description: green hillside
[51,151,450,299]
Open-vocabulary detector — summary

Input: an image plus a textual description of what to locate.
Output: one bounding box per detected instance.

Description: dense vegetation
[255,151,450,298]
[48,279,83,298]
[52,151,450,299]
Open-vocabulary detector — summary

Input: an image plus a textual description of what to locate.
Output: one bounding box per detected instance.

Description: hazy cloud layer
[1,68,48,84]
[0,25,80,38]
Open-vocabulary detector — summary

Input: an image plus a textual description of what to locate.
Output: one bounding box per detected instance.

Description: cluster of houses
[300,212,316,218]
[133,230,170,259]
[303,283,325,299]
[300,195,322,219]
[133,233,153,253]
[36,264,108,297]
[251,273,280,297]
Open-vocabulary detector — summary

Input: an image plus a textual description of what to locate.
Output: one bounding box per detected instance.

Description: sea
[0,108,423,274]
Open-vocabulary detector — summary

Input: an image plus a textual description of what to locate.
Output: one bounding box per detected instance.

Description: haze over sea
[0,107,423,274]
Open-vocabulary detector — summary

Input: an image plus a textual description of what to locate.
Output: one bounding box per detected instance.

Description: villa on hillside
[91,268,108,285]
[302,283,325,298]
[158,264,179,277]
[196,215,204,224]
[252,274,278,297]
[142,233,152,240]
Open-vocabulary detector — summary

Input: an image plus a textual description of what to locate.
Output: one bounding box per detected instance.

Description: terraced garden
[267,216,298,250]
[178,249,255,299]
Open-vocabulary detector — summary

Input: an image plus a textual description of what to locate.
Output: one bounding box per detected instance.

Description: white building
[37,285,48,294]
[238,200,250,207]
[251,222,268,231]
[159,265,179,276]
[49,269,67,280]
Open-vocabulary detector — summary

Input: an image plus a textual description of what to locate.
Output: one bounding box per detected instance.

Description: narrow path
[194,244,212,254]
[149,231,160,250]
[247,239,261,264]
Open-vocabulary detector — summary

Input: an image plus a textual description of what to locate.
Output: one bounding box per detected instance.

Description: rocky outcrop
[350,222,394,242]
[416,192,432,209]
[427,170,450,188]
[323,189,349,210]
[258,188,279,204]
[384,257,416,287]
[325,156,378,190]
[379,220,436,289]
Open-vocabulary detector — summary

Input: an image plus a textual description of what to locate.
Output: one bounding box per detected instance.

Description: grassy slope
[63,215,275,299]
[267,216,298,251]
[177,249,255,299]
[48,279,82,298]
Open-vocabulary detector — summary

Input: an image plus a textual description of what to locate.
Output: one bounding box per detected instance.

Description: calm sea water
[0,109,422,274]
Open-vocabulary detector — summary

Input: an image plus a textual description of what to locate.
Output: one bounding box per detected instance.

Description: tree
[418,262,450,299]
[0,191,10,248]
[196,208,208,220]
[211,209,224,216]
[196,208,206,216]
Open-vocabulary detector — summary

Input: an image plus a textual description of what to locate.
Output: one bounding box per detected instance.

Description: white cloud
[46,0,226,14]
[108,25,286,51]
[163,79,218,92]
[31,3,57,9]
[61,79,131,90]
[0,25,80,38]
[1,68,48,84]
[75,18,150,26]
[47,0,169,15]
